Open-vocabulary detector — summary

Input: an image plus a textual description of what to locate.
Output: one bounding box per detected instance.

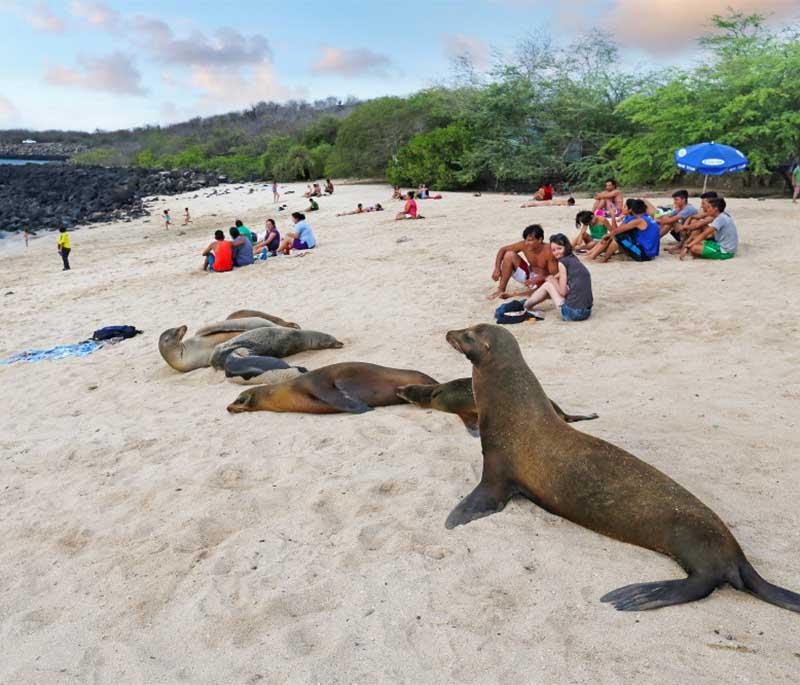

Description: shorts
[615,230,653,262]
[560,304,592,321]
[405,213,416,219]
[511,259,530,283]
[292,239,311,250]
[701,240,734,260]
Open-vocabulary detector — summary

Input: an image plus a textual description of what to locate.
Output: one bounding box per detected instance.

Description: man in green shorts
[681,197,737,260]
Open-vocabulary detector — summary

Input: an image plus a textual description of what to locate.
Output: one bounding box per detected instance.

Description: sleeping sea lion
[444,323,800,613]
[158,324,269,372]
[195,317,277,337]
[224,349,308,380]
[226,309,300,329]
[210,327,343,369]
[396,377,598,436]
[227,362,437,414]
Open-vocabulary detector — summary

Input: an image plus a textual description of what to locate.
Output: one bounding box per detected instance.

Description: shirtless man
[521,197,575,208]
[489,224,558,299]
[592,179,624,215]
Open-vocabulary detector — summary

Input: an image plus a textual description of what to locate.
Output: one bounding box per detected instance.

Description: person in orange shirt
[201,230,233,272]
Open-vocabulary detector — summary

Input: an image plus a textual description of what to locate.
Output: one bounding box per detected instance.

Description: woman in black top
[522,233,593,321]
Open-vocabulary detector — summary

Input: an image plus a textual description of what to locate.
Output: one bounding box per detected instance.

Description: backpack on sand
[91,325,143,341]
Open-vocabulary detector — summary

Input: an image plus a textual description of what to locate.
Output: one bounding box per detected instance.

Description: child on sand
[305,197,319,212]
[57,227,71,271]
[23,227,29,247]
[163,209,171,230]
[183,208,191,225]
[272,180,280,204]
[572,210,608,251]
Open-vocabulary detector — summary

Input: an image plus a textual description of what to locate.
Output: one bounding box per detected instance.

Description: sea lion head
[446,324,517,366]
[158,325,188,355]
[395,383,435,407]
[227,386,270,413]
[307,331,344,350]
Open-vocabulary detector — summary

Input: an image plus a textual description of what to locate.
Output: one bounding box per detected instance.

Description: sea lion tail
[739,559,800,613]
[295,366,308,373]
[600,575,716,611]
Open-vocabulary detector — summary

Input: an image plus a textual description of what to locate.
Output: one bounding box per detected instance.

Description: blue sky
[0,0,796,131]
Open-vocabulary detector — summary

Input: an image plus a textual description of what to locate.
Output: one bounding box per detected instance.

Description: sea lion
[210,327,344,370]
[226,309,300,329]
[444,324,800,613]
[194,317,277,337]
[224,349,308,380]
[227,362,437,414]
[158,325,263,372]
[396,377,598,437]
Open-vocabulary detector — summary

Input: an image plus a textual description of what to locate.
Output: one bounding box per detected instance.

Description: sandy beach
[1,182,799,683]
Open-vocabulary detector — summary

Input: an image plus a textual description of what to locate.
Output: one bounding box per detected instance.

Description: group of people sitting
[304,179,334,198]
[574,186,738,262]
[202,213,317,272]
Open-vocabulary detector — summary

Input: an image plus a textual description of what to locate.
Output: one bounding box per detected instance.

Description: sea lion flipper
[600,576,716,611]
[445,479,512,529]
[312,385,373,414]
[549,399,599,424]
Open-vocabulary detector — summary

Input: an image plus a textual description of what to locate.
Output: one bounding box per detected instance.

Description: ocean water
[0,158,53,165]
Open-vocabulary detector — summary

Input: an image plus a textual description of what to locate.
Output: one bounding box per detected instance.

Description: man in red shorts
[489,224,558,299]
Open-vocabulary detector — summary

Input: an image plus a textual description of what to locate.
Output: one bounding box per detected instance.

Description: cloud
[190,63,306,112]
[0,95,19,124]
[44,52,147,95]
[599,0,798,54]
[444,34,490,70]
[311,46,391,77]
[28,1,64,32]
[132,17,271,66]
[70,0,120,30]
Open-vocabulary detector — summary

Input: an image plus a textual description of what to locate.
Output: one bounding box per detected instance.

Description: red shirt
[213,240,233,272]
[405,198,418,217]
[542,185,554,201]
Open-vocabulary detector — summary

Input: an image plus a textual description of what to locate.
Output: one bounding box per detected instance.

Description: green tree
[388,122,476,189]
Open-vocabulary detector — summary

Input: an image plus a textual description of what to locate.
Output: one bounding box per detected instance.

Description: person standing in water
[57,227,71,271]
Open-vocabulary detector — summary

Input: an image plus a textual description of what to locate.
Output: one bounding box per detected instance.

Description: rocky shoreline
[0,142,85,160]
[0,165,225,232]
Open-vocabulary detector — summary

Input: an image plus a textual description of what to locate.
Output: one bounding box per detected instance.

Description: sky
[0,0,797,132]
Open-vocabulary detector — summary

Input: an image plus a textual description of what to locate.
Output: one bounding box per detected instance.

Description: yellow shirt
[57,232,71,249]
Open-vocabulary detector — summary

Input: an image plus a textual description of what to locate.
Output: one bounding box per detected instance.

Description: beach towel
[0,340,104,365]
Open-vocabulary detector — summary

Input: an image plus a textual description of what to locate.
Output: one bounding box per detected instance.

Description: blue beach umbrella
[674,141,748,192]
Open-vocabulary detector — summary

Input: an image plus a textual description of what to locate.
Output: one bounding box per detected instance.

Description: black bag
[91,325,143,341]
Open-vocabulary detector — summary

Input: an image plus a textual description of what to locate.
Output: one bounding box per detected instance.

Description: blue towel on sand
[0,340,103,365]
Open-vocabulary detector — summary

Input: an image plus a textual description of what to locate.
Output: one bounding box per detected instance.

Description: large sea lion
[158,320,272,373]
[396,377,598,436]
[444,323,800,613]
[226,309,300,329]
[227,362,437,414]
[210,327,343,369]
[224,349,308,380]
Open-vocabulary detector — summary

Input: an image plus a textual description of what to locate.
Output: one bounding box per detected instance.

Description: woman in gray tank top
[522,233,593,321]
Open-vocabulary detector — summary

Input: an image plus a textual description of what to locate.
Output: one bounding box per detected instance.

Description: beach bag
[91,325,143,341]
[494,300,532,325]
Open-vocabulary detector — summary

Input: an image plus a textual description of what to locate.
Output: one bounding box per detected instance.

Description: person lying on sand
[338,203,384,216]
[277,212,316,254]
[252,218,281,257]
[572,210,608,251]
[488,224,558,299]
[395,191,423,220]
[591,179,624,215]
[521,197,576,208]
[587,199,660,263]
[501,233,593,322]
[680,197,737,260]
[202,230,233,272]
[416,184,443,200]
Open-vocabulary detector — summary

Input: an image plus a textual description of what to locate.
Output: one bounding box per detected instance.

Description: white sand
[1,182,799,683]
